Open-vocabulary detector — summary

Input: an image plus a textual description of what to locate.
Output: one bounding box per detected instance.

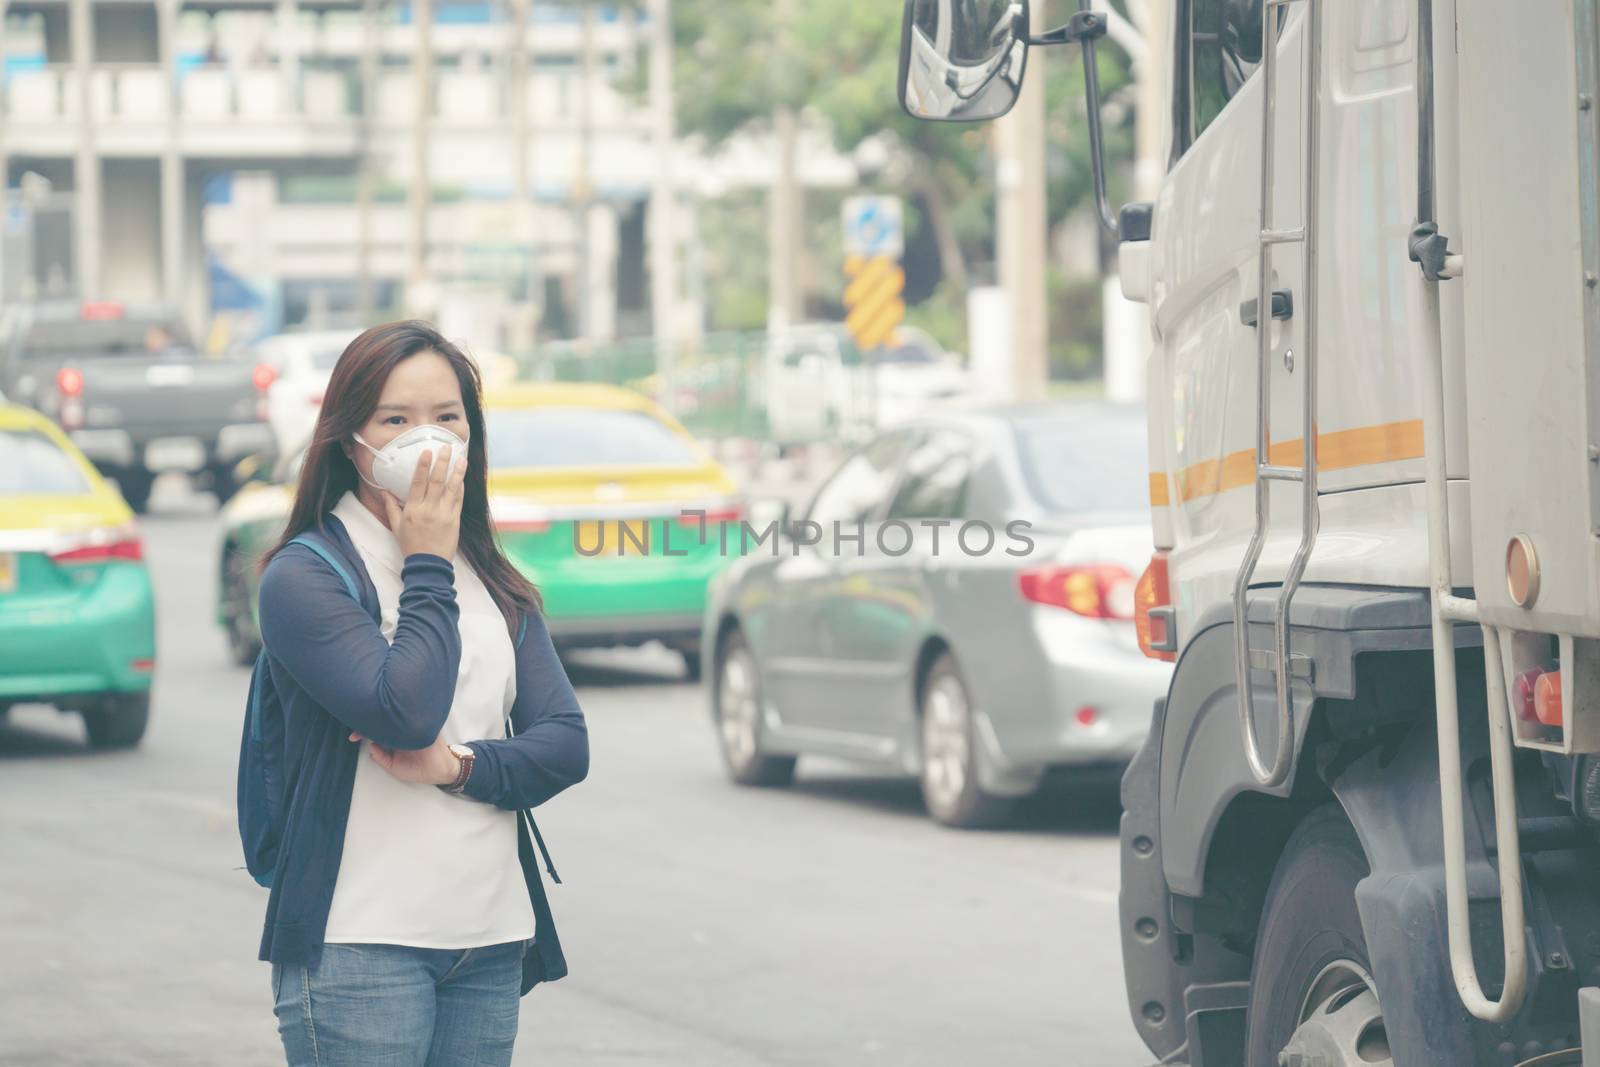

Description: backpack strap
[287,533,360,603]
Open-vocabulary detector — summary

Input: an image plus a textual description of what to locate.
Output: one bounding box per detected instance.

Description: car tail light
[1074,706,1100,727]
[49,527,144,566]
[130,658,155,673]
[1134,552,1177,662]
[677,503,744,526]
[79,300,123,320]
[252,363,277,392]
[497,519,551,534]
[309,390,324,407]
[1019,564,1135,619]
[57,366,85,398]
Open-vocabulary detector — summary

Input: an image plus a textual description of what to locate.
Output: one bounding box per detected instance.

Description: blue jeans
[271,941,526,1067]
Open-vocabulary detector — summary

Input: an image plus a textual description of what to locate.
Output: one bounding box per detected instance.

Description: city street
[0,486,1145,1067]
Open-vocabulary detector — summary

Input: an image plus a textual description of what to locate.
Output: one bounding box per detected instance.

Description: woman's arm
[459,610,590,810]
[258,545,462,750]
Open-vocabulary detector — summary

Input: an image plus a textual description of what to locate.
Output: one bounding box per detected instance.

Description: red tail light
[497,518,551,534]
[49,528,144,566]
[1134,552,1177,662]
[1018,564,1135,619]
[252,363,277,392]
[57,366,85,397]
[309,390,324,407]
[79,301,123,320]
[677,504,744,526]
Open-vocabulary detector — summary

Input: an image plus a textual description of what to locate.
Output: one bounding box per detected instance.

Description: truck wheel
[83,692,151,750]
[1245,804,1390,1067]
[918,652,1014,829]
[713,631,795,787]
[118,469,154,514]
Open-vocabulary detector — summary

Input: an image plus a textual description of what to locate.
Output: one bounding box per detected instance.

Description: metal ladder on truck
[1231,0,1530,1027]
[1230,0,1323,790]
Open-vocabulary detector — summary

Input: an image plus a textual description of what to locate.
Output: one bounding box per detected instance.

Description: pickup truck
[0,301,277,512]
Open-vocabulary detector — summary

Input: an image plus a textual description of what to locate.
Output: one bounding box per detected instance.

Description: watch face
[449,744,473,758]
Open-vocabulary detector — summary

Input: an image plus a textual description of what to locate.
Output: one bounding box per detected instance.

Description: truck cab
[901,1,1600,1064]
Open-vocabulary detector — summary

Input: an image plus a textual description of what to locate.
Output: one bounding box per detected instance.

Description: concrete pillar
[584,202,617,344]
[158,0,183,306]
[277,0,301,112]
[994,0,1048,400]
[182,167,208,343]
[70,0,101,297]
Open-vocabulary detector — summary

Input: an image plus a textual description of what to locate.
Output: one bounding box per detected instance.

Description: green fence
[515,331,771,440]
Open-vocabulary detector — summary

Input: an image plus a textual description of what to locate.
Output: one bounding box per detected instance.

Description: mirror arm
[1028,6,1117,236]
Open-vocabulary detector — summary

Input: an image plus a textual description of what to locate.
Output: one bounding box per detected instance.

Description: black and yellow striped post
[843,254,906,351]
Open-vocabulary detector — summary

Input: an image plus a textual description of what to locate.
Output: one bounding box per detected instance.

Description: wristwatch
[441,743,476,795]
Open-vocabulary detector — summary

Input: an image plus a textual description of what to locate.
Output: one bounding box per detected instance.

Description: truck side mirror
[897,0,1030,122]
[897,0,1117,235]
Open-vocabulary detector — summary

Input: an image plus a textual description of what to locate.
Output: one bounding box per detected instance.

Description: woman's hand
[349,730,462,786]
[383,444,466,561]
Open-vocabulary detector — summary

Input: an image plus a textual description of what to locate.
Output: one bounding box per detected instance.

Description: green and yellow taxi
[0,403,156,747]
[218,381,743,678]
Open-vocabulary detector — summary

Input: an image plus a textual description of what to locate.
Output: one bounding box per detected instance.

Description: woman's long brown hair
[263,320,540,632]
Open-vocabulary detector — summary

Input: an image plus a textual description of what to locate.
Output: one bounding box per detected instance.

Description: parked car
[0,300,278,511]
[217,382,745,677]
[252,328,361,457]
[702,404,1172,827]
[0,402,156,747]
[762,323,971,449]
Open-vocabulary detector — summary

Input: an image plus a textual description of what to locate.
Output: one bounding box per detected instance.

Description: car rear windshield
[22,319,193,358]
[485,407,702,468]
[0,429,92,494]
[1014,412,1150,515]
[309,342,347,371]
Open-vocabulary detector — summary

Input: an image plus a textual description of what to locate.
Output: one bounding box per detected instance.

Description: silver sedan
[702,404,1173,827]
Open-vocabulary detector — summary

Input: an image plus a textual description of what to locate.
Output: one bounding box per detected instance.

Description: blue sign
[842,196,904,259]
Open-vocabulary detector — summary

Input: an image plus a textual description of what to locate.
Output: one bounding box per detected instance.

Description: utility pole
[356,0,379,323]
[407,0,434,313]
[506,0,537,351]
[995,0,1048,401]
[647,0,679,400]
[69,0,100,298]
[574,2,595,343]
[766,0,800,333]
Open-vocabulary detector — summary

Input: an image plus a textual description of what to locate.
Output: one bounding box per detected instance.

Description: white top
[323,492,537,949]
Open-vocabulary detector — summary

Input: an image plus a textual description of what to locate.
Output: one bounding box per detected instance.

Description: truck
[0,300,278,512]
[900,1,1600,1064]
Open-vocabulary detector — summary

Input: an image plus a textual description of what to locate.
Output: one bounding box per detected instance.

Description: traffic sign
[842,196,904,259]
[843,254,905,351]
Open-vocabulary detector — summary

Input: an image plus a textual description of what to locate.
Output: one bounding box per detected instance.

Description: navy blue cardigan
[254,513,589,992]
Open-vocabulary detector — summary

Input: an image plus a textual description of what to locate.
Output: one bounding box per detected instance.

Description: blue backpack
[236,530,537,889]
[236,532,369,888]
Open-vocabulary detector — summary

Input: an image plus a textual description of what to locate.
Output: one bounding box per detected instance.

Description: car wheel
[210,463,240,504]
[83,692,151,750]
[679,647,703,683]
[713,631,795,787]
[1244,804,1390,1067]
[118,469,154,514]
[918,652,1013,828]
[223,550,263,666]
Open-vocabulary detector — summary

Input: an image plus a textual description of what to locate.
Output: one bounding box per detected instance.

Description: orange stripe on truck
[1150,419,1425,505]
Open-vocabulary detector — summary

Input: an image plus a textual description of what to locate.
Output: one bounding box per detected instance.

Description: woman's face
[347,349,469,488]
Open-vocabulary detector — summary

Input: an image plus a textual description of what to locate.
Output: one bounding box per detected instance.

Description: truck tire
[918,652,1014,829]
[83,692,151,750]
[713,630,795,787]
[1245,803,1390,1067]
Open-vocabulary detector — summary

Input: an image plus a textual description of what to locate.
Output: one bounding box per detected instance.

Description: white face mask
[353,424,467,502]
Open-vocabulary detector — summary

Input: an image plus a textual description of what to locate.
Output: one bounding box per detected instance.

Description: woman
[252,321,589,1066]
